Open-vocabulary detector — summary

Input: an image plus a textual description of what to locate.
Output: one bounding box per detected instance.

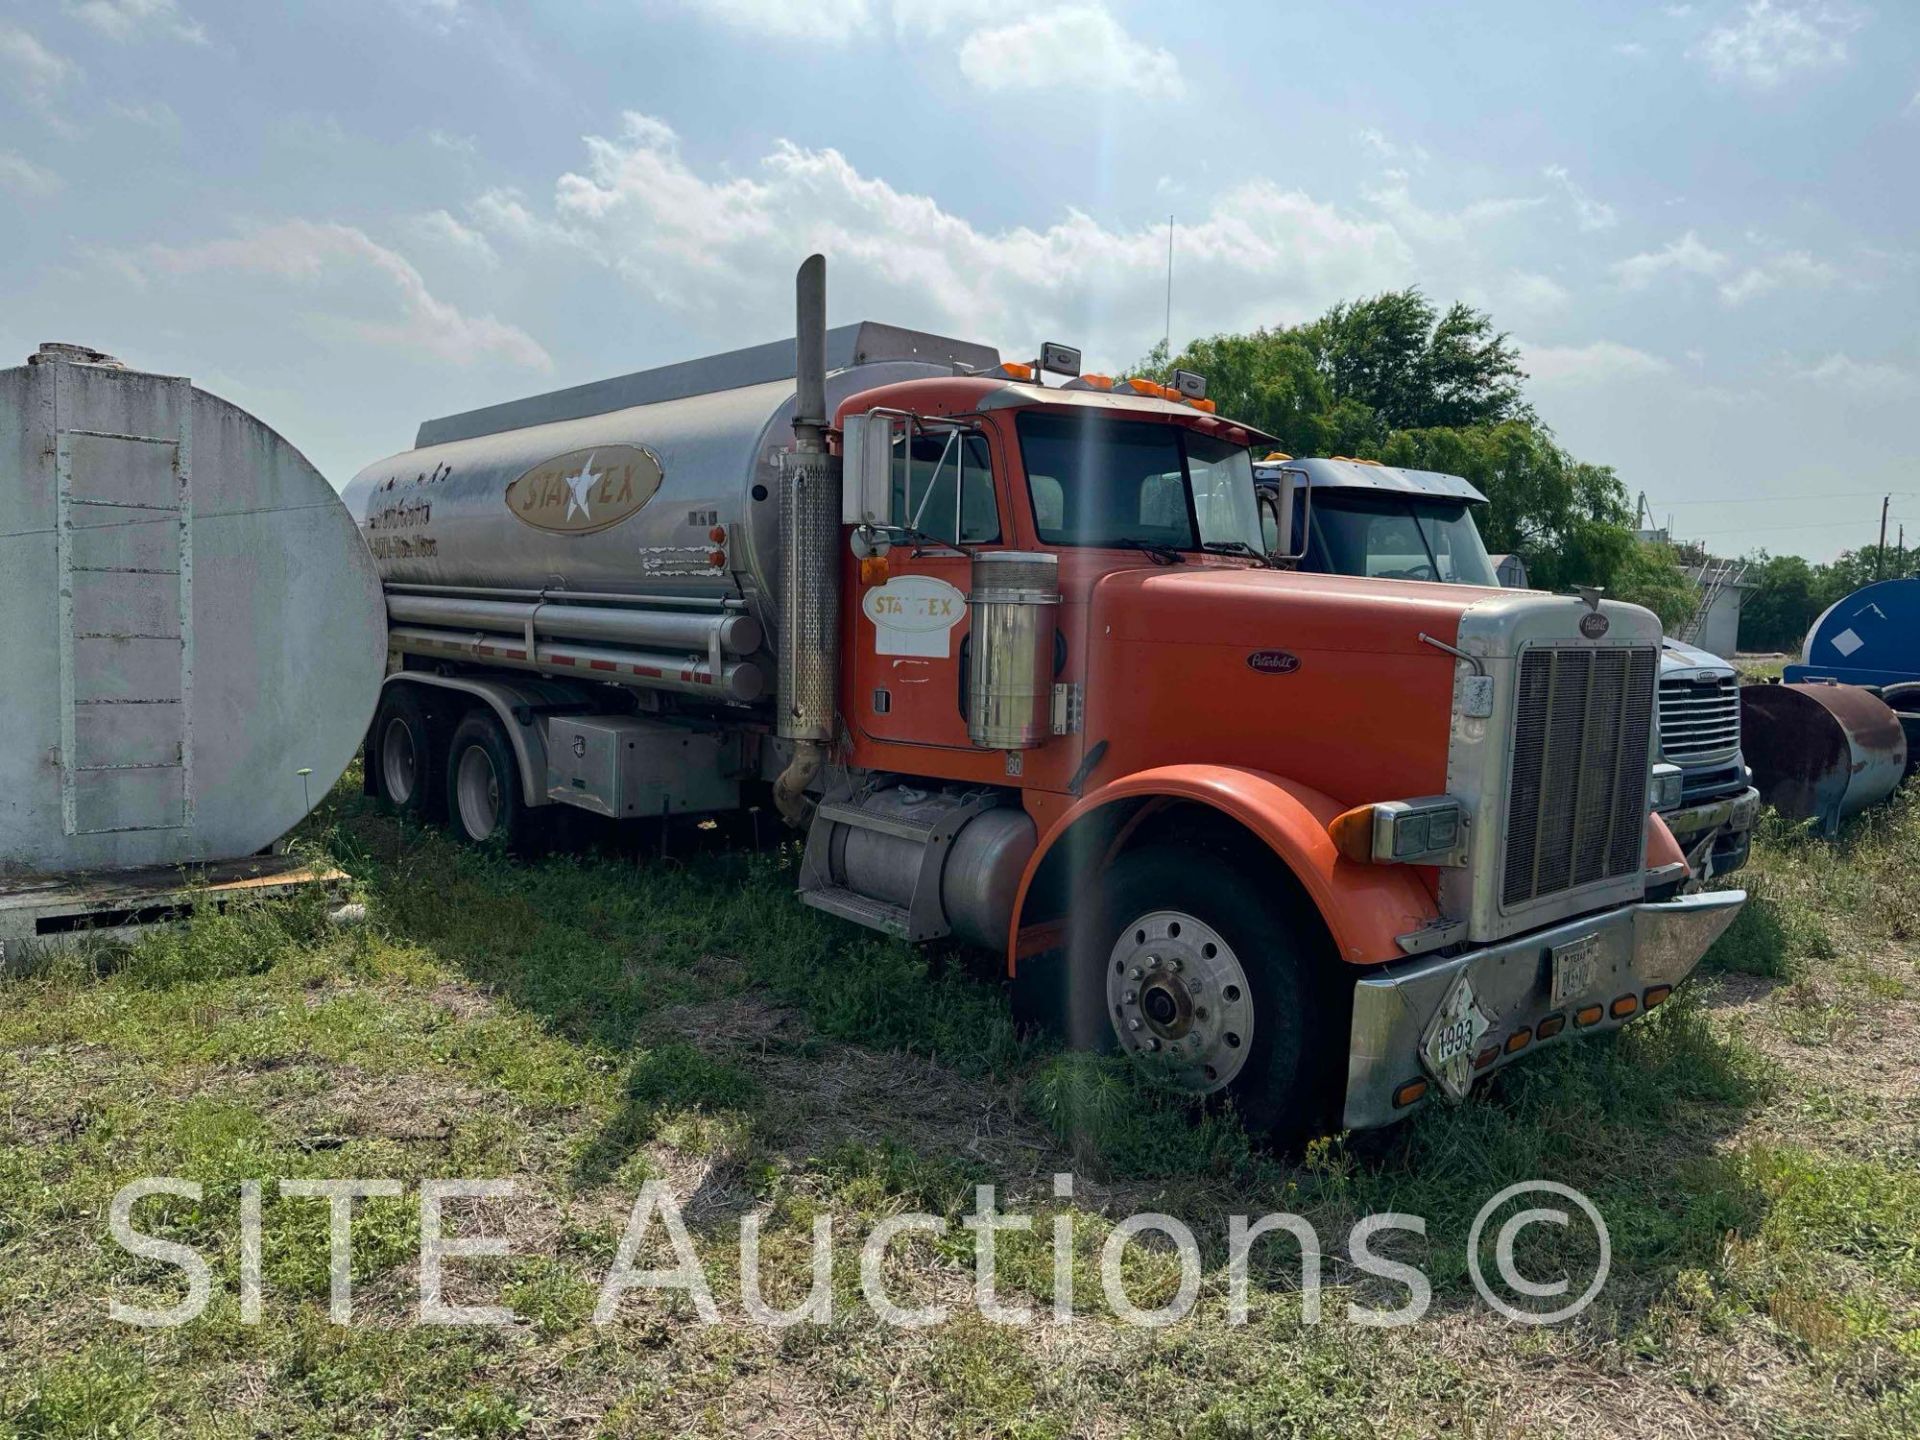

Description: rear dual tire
[445,711,526,848]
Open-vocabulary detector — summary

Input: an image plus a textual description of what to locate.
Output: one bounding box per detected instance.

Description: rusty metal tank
[0,344,387,875]
[339,324,998,638]
[1739,681,1908,834]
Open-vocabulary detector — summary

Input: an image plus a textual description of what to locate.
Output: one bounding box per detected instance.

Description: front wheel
[1067,846,1336,1137]
[445,711,525,848]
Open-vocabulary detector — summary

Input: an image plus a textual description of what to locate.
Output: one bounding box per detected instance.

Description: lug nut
[1167,958,1182,973]
[1123,989,1137,1004]
[1147,956,1161,970]
[1147,1037,1161,1051]
[1127,1018,1142,1032]
[1129,967,1142,981]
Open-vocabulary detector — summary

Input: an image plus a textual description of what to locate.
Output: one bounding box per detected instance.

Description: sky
[2,0,1916,561]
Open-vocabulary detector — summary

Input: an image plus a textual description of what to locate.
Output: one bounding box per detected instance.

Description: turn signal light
[1473,1043,1500,1071]
[1505,1027,1533,1054]
[1536,1014,1567,1040]
[1574,1004,1604,1028]
[1610,994,1639,1019]
[709,524,727,543]
[1081,373,1115,390]
[707,549,728,568]
[1644,985,1672,1009]
[1190,398,1217,413]
[1393,1079,1429,1108]
[859,555,890,586]
[1001,361,1035,381]
[1328,805,1377,863]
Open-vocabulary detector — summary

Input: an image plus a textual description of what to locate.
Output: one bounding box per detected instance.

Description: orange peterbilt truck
[342,258,1744,1133]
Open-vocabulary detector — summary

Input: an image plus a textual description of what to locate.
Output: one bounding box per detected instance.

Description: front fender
[1010,764,1440,970]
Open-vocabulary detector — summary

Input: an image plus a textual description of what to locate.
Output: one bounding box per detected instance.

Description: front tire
[445,711,525,848]
[1067,846,1335,1137]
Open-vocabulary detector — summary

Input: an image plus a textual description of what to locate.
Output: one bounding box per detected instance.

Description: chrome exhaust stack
[774,253,839,824]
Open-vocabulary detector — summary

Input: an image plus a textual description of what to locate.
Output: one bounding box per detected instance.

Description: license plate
[1550,934,1602,1010]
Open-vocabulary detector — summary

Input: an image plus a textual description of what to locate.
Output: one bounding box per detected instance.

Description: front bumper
[1661,784,1760,845]
[1342,890,1745,1130]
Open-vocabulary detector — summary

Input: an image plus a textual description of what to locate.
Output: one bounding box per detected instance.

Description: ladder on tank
[1677,558,1747,647]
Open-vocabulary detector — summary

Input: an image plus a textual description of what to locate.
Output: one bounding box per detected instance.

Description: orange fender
[1008,764,1440,972]
[1646,810,1686,871]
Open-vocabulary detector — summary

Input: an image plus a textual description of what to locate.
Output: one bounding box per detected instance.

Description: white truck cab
[1255,456,1759,882]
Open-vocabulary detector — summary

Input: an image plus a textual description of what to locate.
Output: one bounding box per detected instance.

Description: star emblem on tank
[561,453,600,522]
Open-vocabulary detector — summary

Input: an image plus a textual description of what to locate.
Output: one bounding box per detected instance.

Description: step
[814,800,941,844]
[800,884,911,938]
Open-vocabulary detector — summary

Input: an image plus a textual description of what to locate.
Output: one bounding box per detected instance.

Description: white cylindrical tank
[0,345,387,876]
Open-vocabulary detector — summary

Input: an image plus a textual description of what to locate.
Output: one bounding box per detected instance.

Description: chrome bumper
[1660,785,1760,844]
[1342,890,1745,1130]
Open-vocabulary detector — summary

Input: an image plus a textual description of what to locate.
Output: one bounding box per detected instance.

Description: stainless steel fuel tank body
[967,551,1060,750]
[342,345,992,648]
[0,346,387,875]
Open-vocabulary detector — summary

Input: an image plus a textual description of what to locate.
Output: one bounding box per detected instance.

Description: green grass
[1,771,1917,1437]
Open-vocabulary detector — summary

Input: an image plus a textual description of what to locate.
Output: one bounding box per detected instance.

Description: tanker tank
[0,344,388,876]
[341,323,998,702]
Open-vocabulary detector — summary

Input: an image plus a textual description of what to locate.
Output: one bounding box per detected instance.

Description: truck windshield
[1018,412,1263,554]
[1300,490,1499,587]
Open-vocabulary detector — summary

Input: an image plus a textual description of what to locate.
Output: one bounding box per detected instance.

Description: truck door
[851,421,1001,750]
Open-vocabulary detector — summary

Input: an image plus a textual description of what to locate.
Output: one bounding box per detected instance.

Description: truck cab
[1254,456,1759,883]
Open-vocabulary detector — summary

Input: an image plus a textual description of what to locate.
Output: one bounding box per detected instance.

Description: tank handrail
[382,582,744,612]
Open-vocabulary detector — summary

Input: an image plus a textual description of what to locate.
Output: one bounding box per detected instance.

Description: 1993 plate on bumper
[1549,933,1602,1010]
[1422,972,1493,1100]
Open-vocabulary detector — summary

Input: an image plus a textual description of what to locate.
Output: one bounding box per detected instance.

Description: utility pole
[1164,214,1174,362]
[1877,495,1890,579]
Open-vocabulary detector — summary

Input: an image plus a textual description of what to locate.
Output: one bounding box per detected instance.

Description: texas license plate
[1549,934,1602,1010]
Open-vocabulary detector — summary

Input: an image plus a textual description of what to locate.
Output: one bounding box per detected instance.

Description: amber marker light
[1611,994,1639,1019]
[1393,1079,1429,1108]
[1644,985,1673,1009]
[1575,1004,1605,1027]
[1327,805,1377,863]
[1536,1014,1567,1040]
[1505,1027,1533,1054]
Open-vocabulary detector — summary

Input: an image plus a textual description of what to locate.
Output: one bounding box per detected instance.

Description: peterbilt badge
[1579,612,1611,639]
[1247,650,1301,674]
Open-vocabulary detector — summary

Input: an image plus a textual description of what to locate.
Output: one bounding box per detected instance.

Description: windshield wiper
[1200,540,1277,568]
[1111,538,1186,566]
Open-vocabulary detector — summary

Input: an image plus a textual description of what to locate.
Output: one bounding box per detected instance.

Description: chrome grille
[1658,674,1742,765]
[1503,646,1658,909]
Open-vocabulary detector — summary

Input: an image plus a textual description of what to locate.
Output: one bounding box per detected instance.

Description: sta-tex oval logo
[1246,650,1301,675]
[505,446,663,535]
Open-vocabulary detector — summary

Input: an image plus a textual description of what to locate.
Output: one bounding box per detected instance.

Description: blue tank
[1786,577,1920,688]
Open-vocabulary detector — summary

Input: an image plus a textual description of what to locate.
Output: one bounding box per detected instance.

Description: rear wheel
[445,711,524,847]
[372,686,442,820]
[1067,846,1334,1137]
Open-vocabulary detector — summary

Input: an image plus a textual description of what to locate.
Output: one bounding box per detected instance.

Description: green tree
[1609,543,1699,631]
[1300,290,1532,434]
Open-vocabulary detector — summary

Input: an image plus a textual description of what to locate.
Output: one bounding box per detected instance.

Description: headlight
[1328,796,1467,865]
[1649,763,1684,812]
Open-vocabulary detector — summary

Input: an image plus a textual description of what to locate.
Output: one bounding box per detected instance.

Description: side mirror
[841,411,896,526]
[1267,467,1311,562]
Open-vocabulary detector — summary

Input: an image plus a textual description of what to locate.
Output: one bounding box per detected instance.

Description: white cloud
[426,128,478,155]
[1502,271,1572,316]
[958,6,1182,99]
[129,220,550,370]
[1610,231,1729,289]
[108,98,180,129]
[1614,40,1649,57]
[410,208,499,268]
[479,112,1417,365]
[1543,165,1618,231]
[1361,179,1540,248]
[1695,1,1857,88]
[0,150,63,197]
[1798,353,1919,399]
[0,24,76,106]
[1717,248,1837,304]
[1523,339,1674,384]
[62,0,206,44]
[1356,128,1430,167]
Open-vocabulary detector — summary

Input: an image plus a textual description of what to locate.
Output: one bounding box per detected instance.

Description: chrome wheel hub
[1105,910,1255,1093]
[380,717,418,805]
[455,745,502,840]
